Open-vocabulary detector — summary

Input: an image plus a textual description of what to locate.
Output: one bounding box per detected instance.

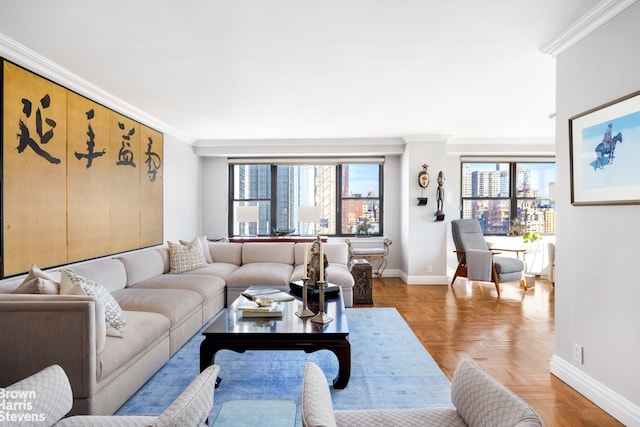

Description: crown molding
[0,33,194,144]
[193,137,405,157]
[541,0,639,57]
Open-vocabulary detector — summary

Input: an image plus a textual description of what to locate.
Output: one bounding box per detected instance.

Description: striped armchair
[4,364,220,427]
[302,359,543,427]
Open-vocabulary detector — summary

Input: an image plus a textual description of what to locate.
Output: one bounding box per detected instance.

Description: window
[461,160,556,235]
[229,161,383,237]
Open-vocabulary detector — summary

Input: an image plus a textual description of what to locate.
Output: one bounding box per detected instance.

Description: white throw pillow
[179,235,213,264]
[168,237,207,274]
[13,264,59,294]
[60,270,127,337]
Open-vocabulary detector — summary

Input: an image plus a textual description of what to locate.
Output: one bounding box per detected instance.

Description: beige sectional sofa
[216,242,355,307]
[0,239,354,416]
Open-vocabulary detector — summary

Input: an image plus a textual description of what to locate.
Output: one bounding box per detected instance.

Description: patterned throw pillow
[179,235,213,264]
[168,237,208,274]
[60,270,127,337]
[12,264,59,294]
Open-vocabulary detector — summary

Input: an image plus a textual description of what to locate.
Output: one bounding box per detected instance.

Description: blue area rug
[117,307,453,425]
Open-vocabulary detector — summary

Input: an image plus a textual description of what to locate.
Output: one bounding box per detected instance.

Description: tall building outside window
[229,161,383,237]
[461,160,556,235]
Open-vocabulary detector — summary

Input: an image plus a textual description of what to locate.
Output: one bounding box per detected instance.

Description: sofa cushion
[227,263,294,288]
[68,258,128,293]
[97,310,170,382]
[168,238,208,274]
[12,264,59,294]
[60,270,128,338]
[180,235,213,263]
[129,273,225,301]
[118,250,165,286]
[242,242,294,264]
[183,263,239,281]
[112,288,202,327]
[209,242,243,265]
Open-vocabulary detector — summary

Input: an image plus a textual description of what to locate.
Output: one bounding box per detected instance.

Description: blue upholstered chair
[451,219,526,297]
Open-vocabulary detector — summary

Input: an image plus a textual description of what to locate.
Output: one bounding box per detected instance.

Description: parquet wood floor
[361,277,623,427]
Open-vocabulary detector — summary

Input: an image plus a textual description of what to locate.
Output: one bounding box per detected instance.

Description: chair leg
[377,257,387,277]
[451,259,466,286]
[451,253,467,286]
[492,263,501,298]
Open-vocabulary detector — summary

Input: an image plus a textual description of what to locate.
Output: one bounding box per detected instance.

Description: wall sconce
[298,206,321,236]
[236,205,259,236]
[417,163,429,206]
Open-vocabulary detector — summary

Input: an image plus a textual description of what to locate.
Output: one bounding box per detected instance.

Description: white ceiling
[0,0,603,142]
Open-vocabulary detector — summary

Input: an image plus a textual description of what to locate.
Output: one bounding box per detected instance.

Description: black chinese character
[144,137,161,182]
[116,122,136,167]
[74,109,106,168]
[16,95,60,164]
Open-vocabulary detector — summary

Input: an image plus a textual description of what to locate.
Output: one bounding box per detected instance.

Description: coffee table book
[240,287,294,302]
[238,301,283,318]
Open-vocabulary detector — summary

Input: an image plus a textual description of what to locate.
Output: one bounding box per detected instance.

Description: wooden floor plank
[361,277,623,427]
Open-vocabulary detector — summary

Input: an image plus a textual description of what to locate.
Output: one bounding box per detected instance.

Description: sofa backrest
[242,242,295,265]
[67,258,127,293]
[295,242,348,266]
[117,249,166,286]
[209,242,243,265]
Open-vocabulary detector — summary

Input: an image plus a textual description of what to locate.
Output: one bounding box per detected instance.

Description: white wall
[552,3,640,425]
[401,136,451,284]
[202,157,229,240]
[162,135,203,242]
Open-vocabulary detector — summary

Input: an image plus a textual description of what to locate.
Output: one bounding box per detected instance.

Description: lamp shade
[236,206,259,223]
[298,206,321,223]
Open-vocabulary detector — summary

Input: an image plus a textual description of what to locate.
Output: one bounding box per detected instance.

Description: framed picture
[569,89,640,205]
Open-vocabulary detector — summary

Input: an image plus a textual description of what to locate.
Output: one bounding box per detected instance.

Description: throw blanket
[466,249,493,281]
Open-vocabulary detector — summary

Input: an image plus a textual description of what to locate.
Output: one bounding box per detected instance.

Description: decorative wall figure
[417,163,429,206]
[435,171,445,221]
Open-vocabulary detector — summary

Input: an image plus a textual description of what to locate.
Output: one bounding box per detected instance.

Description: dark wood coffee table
[200,288,350,388]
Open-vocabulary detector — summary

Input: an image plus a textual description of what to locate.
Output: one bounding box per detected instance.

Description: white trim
[194,138,406,157]
[0,33,194,144]
[228,156,385,165]
[550,354,640,426]
[401,272,449,285]
[460,155,555,163]
[540,0,640,57]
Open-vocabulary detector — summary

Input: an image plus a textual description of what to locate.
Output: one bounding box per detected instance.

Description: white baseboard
[375,268,400,278]
[550,354,640,426]
[399,272,449,284]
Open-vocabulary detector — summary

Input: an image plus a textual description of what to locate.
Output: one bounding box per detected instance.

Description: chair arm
[302,362,338,427]
[4,364,73,426]
[451,360,543,426]
[0,295,99,399]
[156,364,220,426]
[490,247,526,254]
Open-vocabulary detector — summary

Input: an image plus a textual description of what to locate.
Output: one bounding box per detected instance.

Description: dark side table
[350,259,373,304]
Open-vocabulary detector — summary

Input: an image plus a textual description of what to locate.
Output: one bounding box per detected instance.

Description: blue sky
[348,164,379,196]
